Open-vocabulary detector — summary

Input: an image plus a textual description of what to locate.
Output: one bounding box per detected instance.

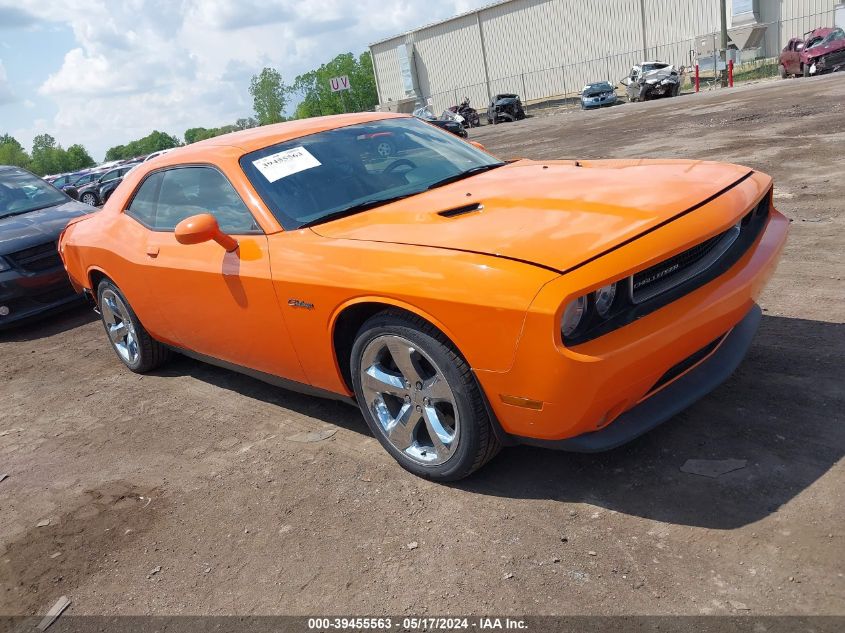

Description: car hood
[583,88,613,97]
[311,159,753,273]
[76,181,100,194]
[0,199,94,255]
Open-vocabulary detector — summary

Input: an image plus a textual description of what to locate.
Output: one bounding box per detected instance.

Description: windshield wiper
[426,163,505,190]
[299,194,414,228]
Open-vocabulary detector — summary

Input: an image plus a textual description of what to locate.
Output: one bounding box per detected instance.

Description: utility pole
[639,0,649,60]
[720,0,729,87]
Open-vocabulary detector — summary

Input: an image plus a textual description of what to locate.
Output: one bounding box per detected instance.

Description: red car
[779,27,845,77]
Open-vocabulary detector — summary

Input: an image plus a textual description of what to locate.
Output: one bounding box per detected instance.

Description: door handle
[146,245,160,258]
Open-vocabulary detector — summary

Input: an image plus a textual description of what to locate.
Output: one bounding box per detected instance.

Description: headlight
[561,295,587,337]
[0,257,10,272]
[594,283,617,318]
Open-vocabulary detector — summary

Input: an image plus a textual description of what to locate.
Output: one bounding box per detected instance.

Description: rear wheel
[97,280,170,373]
[351,311,500,481]
[779,64,788,79]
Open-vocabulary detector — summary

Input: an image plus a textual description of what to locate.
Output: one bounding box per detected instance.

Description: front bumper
[0,267,83,329]
[475,175,788,445]
[582,96,617,108]
[520,304,760,451]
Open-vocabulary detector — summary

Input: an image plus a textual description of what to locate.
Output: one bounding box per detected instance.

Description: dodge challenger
[58,112,788,481]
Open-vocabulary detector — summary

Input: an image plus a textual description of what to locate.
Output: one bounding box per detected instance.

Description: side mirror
[469,141,487,151]
[175,213,238,252]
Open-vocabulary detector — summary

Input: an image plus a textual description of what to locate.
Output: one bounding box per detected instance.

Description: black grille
[633,231,726,296]
[6,241,62,273]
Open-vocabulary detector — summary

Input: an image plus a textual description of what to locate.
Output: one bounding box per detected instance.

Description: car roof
[808,27,837,36]
[156,112,408,166]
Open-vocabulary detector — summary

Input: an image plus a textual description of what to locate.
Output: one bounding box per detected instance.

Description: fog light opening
[0,306,10,317]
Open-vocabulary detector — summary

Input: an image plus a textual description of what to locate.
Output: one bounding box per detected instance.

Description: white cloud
[11,0,487,158]
[0,59,15,104]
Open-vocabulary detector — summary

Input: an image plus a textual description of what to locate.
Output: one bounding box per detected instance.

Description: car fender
[330,295,461,352]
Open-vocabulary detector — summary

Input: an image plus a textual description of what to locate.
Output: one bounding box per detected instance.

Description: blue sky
[0,0,488,161]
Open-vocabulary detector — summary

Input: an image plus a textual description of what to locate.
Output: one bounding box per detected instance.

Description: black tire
[803,63,810,78]
[81,191,99,206]
[350,310,501,481]
[779,64,788,79]
[96,279,170,373]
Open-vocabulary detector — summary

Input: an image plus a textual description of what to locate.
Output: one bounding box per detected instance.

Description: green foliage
[0,134,31,169]
[249,68,288,125]
[65,144,96,170]
[1,133,97,176]
[291,51,378,119]
[104,130,181,162]
[183,121,253,145]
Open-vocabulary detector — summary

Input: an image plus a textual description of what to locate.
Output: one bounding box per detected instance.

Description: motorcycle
[448,97,481,128]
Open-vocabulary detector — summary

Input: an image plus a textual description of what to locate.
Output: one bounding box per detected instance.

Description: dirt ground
[1,74,843,618]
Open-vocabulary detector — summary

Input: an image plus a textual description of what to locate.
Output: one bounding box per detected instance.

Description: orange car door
[124,166,306,382]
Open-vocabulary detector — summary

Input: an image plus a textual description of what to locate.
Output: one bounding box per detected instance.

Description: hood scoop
[438,202,483,218]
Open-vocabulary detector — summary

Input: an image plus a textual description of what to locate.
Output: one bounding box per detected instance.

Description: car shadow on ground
[153,314,843,530]
[456,314,845,530]
[0,303,96,342]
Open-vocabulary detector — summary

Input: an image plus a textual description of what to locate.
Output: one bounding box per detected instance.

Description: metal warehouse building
[370,0,844,113]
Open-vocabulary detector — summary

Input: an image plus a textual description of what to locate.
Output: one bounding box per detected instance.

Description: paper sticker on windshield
[253,147,321,182]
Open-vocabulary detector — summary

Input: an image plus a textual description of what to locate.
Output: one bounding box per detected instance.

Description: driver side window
[126,167,260,234]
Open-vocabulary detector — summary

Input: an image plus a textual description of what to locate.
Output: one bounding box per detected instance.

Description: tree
[249,67,287,125]
[65,144,95,171]
[104,130,181,161]
[0,134,31,169]
[30,133,68,176]
[184,127,214,145]
[235,117,258,130]
[290,52,379,119]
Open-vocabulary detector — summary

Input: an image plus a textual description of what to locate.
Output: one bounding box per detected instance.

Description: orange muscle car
[59,113,788,481]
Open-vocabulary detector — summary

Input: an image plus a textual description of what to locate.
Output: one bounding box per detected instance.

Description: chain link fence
[421,9,839,119]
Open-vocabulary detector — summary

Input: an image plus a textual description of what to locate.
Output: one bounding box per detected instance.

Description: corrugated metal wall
[371,0,840,111]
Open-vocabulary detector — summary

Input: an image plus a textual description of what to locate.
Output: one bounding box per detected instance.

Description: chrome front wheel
[96,280,170,373]
[360,334,460,466]
[350,311,501,481]
[100,288,140,365]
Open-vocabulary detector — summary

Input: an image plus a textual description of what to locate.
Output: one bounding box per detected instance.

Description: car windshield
[818,28,845,46]
[584,82,612,93]
[0,167,68,219]
[240,117,504,229]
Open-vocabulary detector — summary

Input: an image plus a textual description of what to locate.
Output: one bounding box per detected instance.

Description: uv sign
[330,75,351,92]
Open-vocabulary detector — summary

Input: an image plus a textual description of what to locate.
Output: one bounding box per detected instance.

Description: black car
[412,108,468,138]
[76,165,134,207]
[424,118,467,138]
[486,93,526,124]
[0,166,92,328]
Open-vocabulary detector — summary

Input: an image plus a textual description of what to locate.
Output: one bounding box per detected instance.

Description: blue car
[580,82,618,109]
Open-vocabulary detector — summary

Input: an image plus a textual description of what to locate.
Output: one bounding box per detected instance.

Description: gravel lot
[1,74,843,617]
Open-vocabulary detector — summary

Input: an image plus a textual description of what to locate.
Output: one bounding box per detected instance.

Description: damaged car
[580,82,618,109]
[781,27,845,77]
[486,94,525,124]
[621,62,681,102]
[412,106,468,138]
